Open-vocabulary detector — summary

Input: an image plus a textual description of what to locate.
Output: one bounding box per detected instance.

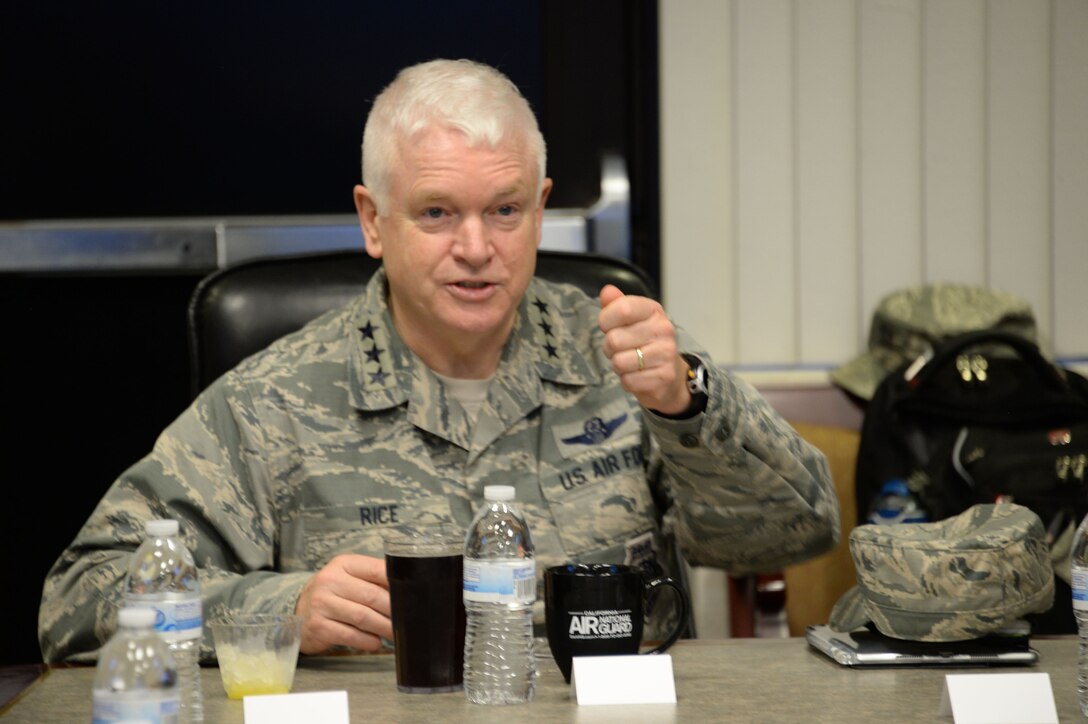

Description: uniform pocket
[540,470,658,558]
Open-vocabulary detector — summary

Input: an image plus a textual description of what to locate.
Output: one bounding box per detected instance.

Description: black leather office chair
[186,248,694,637]
[187,249,656,398]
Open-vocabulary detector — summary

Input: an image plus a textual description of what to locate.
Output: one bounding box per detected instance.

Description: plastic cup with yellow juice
[210,613,303,700]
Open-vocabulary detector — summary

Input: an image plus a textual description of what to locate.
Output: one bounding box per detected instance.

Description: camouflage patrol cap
[830,284,1036,400]
[829,504,1054,642]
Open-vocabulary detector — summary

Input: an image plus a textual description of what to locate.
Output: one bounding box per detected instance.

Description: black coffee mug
[544,563,690,683]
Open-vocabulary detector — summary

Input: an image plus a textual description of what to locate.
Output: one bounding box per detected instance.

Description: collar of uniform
[345,272,603,413]
[521,276,601,387]
[347,269,411,412]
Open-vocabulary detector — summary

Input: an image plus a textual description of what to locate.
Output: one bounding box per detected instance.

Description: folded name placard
[939,673,1057,724]
[243,690,350,724]
[570,654,676,706]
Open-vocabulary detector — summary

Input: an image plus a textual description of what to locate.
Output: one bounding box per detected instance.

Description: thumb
[599,284,624,308]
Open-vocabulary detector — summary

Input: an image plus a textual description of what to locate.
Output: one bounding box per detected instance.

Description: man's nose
[452,216,493,265]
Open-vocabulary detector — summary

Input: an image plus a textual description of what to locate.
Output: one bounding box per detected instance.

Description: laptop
[805,623,1040,667]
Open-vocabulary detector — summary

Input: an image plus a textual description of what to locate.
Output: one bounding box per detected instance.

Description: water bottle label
[463,560,535,604]
[92,692,180,723]
[1072,565,1088,611]
[125,598,203,642]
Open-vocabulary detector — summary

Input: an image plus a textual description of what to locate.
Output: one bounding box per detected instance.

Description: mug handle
[641,575,691,655]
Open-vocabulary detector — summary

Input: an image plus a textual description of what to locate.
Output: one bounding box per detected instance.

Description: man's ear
[534,178,554,248]
[354,185,383,259]
[538,177,553,212]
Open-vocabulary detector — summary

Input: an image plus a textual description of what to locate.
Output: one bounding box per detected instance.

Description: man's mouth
[454,281,491,289]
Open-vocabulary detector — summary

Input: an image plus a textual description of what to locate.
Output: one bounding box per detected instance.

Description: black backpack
[855,330,1088,531]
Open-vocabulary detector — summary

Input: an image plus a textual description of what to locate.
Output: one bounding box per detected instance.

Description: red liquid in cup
[386,553,466,692]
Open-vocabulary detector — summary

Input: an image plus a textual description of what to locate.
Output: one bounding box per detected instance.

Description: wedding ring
[636,347,645,371]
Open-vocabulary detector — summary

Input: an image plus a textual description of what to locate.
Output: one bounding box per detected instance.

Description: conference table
[2,637,1081,722]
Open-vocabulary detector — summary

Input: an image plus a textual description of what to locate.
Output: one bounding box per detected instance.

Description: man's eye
[496,205,515,216]
[424,207,444,219]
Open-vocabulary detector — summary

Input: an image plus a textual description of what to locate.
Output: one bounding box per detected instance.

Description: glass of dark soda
[382,524,466,693]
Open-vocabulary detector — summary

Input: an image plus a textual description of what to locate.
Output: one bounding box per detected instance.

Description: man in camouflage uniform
[39,59,840,662]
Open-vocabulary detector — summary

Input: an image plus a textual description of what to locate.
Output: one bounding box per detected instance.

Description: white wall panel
[659,0,734,363]
[659,0,1088,378]
[1052,0,1088,360]
[988,0,1052,339]
[735,0,796,364]
[857,0,923,345]
[922,0,987,284]
[796,0,858,366]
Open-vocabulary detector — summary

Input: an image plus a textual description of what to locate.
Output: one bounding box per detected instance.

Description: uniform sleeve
[642,345,842,575]
[38,377,309,664]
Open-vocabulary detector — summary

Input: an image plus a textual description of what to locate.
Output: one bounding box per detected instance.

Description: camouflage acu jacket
[39,271,839,662]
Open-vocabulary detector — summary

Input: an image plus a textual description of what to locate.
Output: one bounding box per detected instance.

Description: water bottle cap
[145,519,179,538]
[483,485,515,501]
[118,607,157,629]
[880,479,911,497]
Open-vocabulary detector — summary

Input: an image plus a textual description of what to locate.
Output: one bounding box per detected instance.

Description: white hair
[361,59,547,214]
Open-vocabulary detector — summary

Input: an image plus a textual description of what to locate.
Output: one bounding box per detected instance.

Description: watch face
[685,357,708,397]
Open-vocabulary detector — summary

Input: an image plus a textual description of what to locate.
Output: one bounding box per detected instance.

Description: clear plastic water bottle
[1070,512,1088,716]
[462,485,536,705]
[124,519,203,722]
[92,607,180,723]
[867,479,929,525]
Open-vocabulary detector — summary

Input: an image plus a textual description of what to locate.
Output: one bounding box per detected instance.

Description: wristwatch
[676,353,709,418]
[654,354,710,419]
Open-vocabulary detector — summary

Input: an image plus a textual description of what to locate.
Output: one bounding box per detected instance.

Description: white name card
[244,690,350,724]
[570,654,677,706]
[939,673,1057,723]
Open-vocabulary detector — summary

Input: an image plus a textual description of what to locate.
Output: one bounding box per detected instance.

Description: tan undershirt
[433,371,493,425]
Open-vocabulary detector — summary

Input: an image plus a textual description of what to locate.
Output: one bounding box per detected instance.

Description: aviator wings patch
[560,414,628,446]
[551,405,639,460]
